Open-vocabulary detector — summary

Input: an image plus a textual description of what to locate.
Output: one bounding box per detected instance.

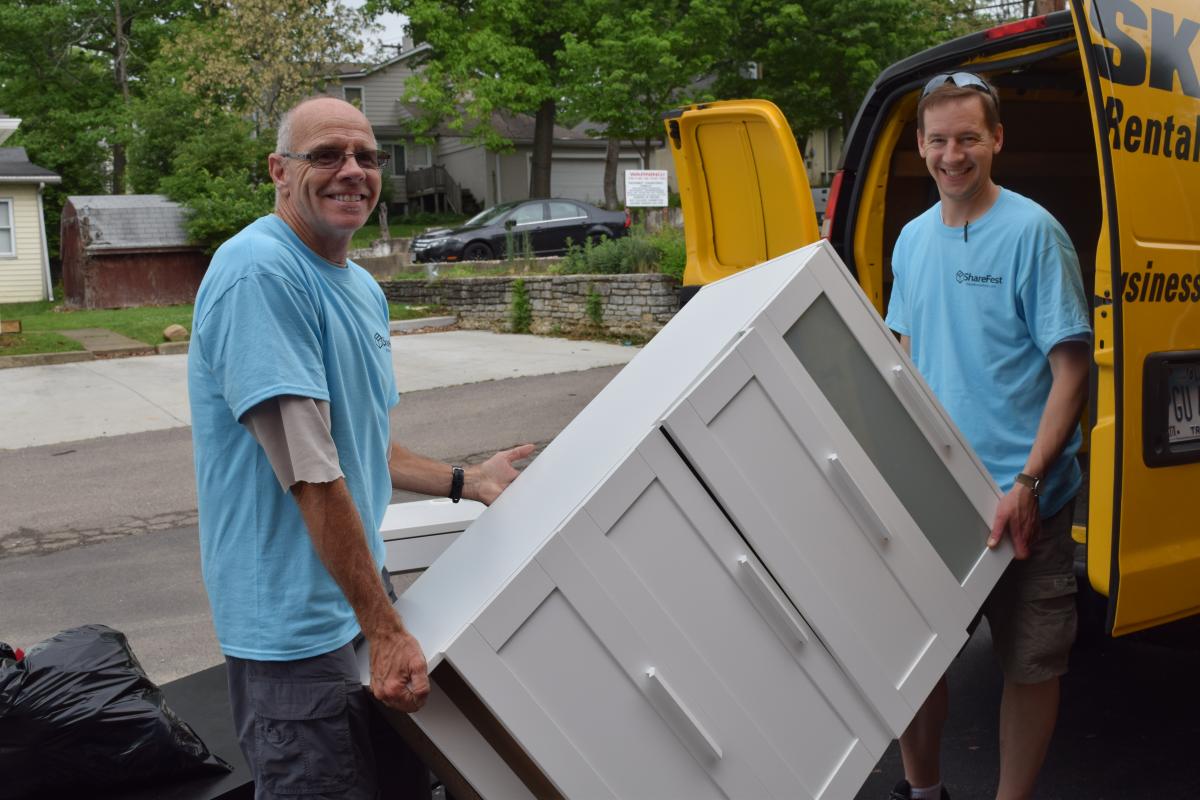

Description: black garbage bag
[0,624,230,798]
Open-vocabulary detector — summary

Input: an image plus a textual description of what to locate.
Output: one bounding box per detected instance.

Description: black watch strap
[450,465,465,503]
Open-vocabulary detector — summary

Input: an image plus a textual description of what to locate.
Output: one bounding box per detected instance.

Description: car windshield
[464,202,521,227]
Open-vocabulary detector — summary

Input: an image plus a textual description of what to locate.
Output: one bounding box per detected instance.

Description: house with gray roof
[60,195,208,308]
[332,46,645,213]
[0,115,62,303]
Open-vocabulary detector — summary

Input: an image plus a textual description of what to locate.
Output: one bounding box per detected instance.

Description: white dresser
[368,241,1009,799]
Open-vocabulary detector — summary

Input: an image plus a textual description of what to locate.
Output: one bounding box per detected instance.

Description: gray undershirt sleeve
[241,396,344,492]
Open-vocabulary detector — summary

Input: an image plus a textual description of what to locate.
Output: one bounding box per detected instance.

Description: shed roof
[68,194,195,252]
[0,147,62,183]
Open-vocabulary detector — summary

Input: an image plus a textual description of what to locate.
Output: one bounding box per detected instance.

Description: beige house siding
[0,184,49,302]
[437,139,487,206]
[338,63,418,130]
[498,151,530,203]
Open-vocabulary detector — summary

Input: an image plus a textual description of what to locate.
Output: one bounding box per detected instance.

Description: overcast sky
[346,0,410,56]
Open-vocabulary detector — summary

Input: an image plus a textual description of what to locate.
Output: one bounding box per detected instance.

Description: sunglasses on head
[921,72,997,103]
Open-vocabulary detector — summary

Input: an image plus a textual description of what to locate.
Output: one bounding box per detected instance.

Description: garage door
[549,155,642,205]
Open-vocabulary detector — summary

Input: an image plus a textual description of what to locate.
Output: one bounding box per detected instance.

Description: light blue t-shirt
[188,214,398,660]
[885,188,1091,516]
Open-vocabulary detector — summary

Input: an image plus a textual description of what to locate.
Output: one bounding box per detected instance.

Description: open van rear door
[664,100,819,297]
[1073,0,1200,635]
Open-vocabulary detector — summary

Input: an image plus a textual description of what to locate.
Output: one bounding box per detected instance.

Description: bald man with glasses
[883,74,1091,800]
[188,95,532,799]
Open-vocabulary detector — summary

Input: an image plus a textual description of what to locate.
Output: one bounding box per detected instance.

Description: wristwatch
[1014,472,1041,497]
[449,465,465,503]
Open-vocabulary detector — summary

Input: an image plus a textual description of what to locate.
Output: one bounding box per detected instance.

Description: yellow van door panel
[1076,0,1200,635]
[666,100,818,288]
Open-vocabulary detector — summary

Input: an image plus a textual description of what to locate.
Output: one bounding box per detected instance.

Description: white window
[407,140,432,169]
[0,199,14,257]
[343,86,364,109]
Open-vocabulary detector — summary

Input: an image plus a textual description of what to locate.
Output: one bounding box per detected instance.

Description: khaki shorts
[981,499,1078,685]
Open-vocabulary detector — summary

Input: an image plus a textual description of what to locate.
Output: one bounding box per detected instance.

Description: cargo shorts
[980,499,1079,685]
[225,570,402,799]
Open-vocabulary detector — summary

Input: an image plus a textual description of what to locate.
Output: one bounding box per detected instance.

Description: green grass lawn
[1,299,195,348]
[0,296,449,356]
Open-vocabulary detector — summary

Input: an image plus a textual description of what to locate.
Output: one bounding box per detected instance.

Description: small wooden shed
[60,195,209,309]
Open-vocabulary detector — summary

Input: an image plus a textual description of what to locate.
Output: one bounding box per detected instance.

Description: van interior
[876,50,1102,311]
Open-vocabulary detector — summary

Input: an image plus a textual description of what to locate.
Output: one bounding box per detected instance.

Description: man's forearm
[387,443,458,497]
[292,478,404,640]
[1023,341,1090,479]
[388,441,533,505]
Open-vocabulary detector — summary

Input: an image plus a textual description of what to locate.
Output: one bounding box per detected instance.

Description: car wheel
[463,242,494,261]
[587,231,610,247]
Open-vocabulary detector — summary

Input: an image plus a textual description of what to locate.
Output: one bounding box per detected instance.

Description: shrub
[586,284,604,328]
[509,278,532,333]
[558,227,685,280]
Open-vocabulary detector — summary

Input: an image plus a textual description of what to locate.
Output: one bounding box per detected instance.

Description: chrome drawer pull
[737,556,811,645]
[646,667,723,760]
[827,454,891,545]
[892,365,954,452]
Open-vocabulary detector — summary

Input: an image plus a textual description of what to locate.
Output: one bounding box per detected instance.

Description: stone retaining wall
[379,274,680,336]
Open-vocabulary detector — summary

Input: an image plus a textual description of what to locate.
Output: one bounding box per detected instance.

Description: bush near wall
[379,274,680,337]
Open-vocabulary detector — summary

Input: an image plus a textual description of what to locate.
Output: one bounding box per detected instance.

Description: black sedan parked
[410,198,630,263]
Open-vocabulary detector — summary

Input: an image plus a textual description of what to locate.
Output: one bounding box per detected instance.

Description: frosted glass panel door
[783,295,986,582]
[759,256,1006,608]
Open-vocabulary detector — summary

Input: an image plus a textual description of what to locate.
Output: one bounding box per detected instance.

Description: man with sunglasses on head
[883,73,1091,800]
[188,95,534,799]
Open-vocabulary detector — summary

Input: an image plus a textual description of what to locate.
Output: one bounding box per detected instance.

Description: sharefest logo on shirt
[955,270,1004,287]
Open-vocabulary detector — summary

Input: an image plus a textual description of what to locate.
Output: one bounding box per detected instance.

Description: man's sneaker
[889,779,951,800]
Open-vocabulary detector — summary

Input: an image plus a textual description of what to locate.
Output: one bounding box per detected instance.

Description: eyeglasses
[921,72,998,104]
[280,148,391,171]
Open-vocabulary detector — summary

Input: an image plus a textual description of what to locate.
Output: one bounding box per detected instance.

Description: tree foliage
[712,0,984,144]
[557,0,728,205]
[164,0,369,135]
[369,0,599,197]
[0,0,199,256]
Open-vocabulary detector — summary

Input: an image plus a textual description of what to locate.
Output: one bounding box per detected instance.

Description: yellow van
[665,0,1200,638]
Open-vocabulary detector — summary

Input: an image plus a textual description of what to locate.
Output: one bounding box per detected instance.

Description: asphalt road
[0,366,622,681]
[4,363,1198,798]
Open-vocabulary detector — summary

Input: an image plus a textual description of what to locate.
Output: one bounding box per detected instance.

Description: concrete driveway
[0,330,640,450]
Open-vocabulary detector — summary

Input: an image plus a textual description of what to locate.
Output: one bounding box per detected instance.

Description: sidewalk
[0,329,640,450]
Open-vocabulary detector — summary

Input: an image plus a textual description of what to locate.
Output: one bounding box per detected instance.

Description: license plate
[1167,364,1200,445]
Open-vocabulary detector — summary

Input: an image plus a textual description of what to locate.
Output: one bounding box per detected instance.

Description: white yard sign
[624,169,669,207]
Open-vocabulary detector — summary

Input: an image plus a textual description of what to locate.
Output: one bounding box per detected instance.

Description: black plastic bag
[0,624,230,798]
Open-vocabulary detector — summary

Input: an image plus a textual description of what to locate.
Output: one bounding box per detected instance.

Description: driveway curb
[0,351,95,370]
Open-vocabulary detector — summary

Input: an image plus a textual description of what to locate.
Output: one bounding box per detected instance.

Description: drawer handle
[891,366,954,452]
[737,556,811,645]
[827,454,890,545]
[646,668,723,760]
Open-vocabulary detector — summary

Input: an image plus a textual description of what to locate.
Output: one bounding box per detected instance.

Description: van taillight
[984,15,1047,39]
[624,210,631,228]
[821,170,844,240]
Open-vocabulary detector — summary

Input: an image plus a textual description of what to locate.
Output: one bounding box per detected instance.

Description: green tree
[368,0,598,198]
[0,0,198,256]
[558,0,728,207]
[713,0,984,148]
[165,0,369,136]
[156,113,276,253]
